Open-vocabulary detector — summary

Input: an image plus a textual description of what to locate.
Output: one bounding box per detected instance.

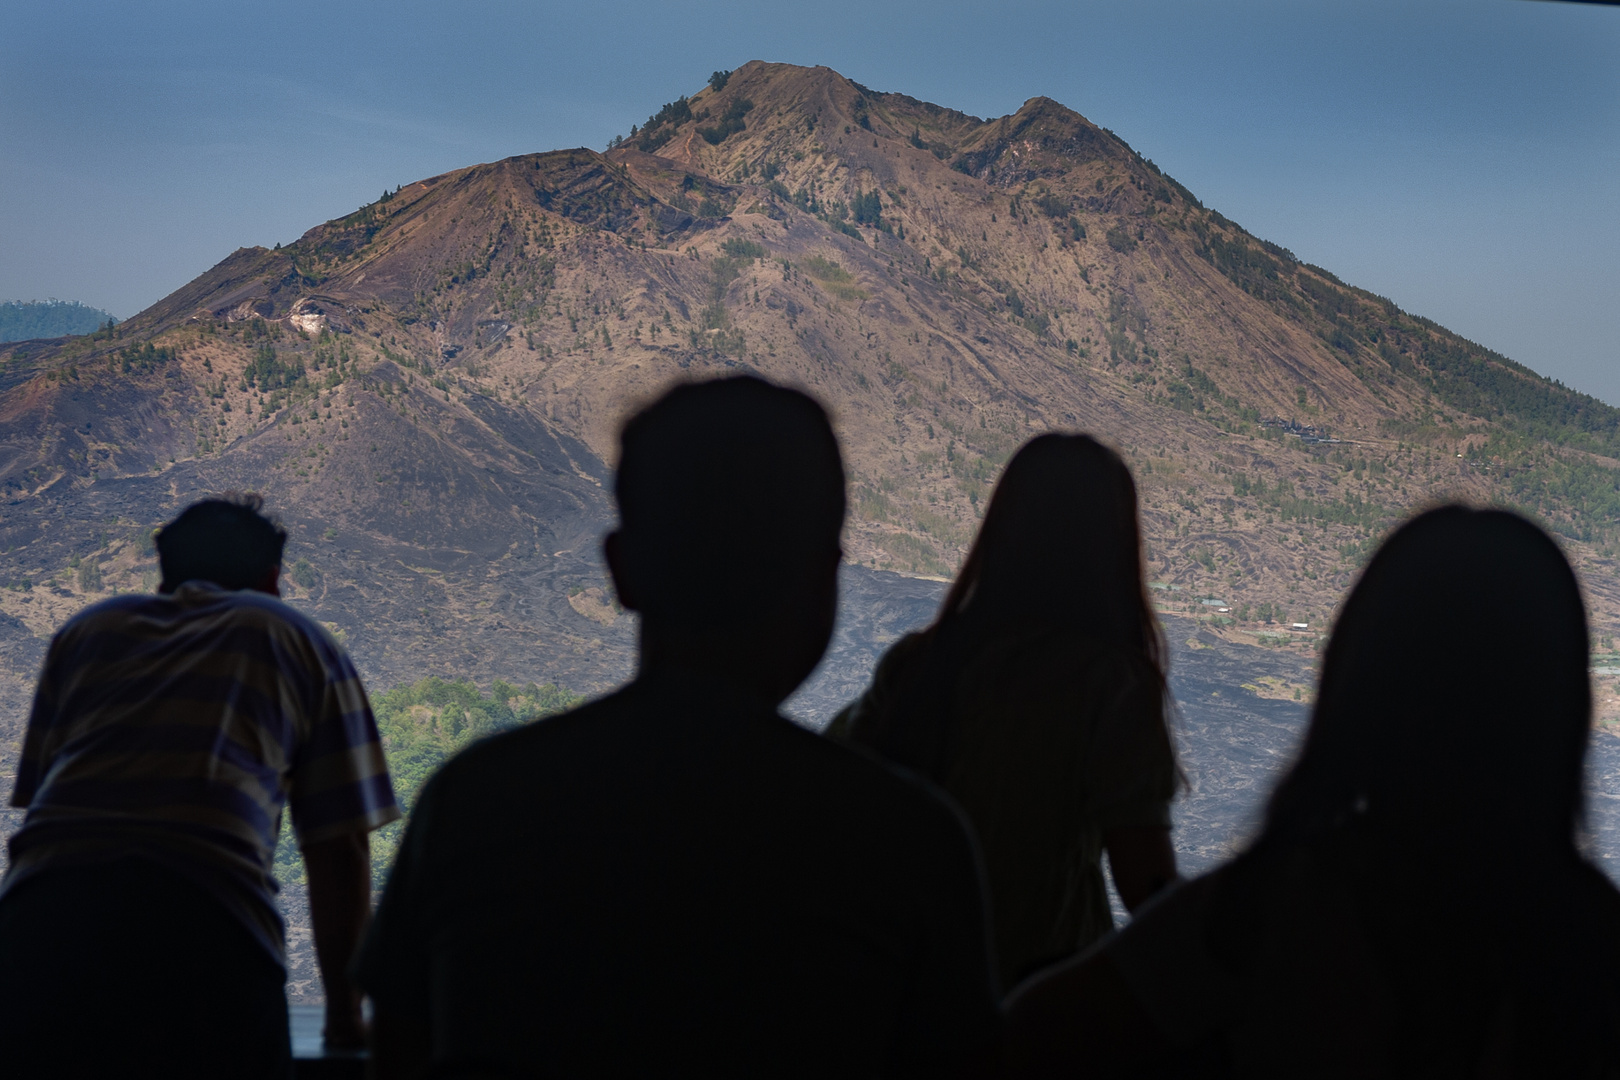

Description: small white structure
[1291,622,1310,631]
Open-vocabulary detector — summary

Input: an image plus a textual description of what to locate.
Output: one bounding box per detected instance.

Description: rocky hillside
[5,59,1620,727]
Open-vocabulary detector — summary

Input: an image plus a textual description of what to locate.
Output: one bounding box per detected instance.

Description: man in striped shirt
[0,496,399,1079]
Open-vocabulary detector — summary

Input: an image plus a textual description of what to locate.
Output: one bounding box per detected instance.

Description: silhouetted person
[0,495,399,1078]
[1007,506,1620,1078]
[357,376,1001,1079]
[830,434,1178,988]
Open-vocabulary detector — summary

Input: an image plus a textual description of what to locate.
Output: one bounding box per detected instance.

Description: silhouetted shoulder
[833,629,1159,749]
[46,587,346,672]
[1571,857,1620,958]
[1104,840,1394,1074]
[826,630,931,743]
[1106,836,1620,1073]
[365,667,1000,1077]
[59,585,313,635]
[432,668,974,845]
[51,592,169,640]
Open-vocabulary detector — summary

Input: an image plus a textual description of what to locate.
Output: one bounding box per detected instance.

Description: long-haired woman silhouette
[831,433,1179,989]
[1007,506,1620,1078]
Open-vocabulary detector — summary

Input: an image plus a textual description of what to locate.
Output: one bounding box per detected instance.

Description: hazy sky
[4,1,1617,401]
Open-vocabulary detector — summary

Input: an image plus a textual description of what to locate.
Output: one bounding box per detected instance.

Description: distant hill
[0,299,115,343]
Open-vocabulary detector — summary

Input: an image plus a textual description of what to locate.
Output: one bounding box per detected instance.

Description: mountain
[0,299,116,344]
[6,58,1620,730]
[12,56,1620,1003]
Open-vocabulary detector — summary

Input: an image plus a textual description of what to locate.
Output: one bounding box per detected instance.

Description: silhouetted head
[871,433,1168,776]
[607,376,845,703]
[945,433,1163,666]
[1267,506,1590,852]
[1209,515,1613,1073]
[156,494,287,594]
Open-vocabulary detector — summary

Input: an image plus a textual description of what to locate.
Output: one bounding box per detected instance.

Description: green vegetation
[0,300,116,343]
[698,97,754,145]
[288,558,317,589]
[116,342,176,375]
[999,288,1049,337]
[1184,209,1620,548]
[274,676,582,888]
[244,342,305,390]
[1191,215,1620,460]
[909,128,952,160]
[1155,359,1243,419]
[1191,225,1296,305]
[1231,474,1386,534]
[851,190,883,228]
[720,238,765,260]
[634,97,693,153]
[877,531,949,576]
[851,96,872,132]
[1105,225,1138,254]
[1033,191,1070,218]
[309,200,389,263]
[801,256,867,302]
[708,69,732,92]
[77,560,102,592]
[691,245,754,355]
[1104,293,1148,366]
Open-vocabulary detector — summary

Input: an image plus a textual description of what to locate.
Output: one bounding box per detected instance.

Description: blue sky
[3,1,1617,401]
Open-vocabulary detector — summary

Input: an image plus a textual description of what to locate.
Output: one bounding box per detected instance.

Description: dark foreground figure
[359,377,1002,1078]
[832,434,1178,988]
[1007,507,1620,1078]
[0,497,399,1079]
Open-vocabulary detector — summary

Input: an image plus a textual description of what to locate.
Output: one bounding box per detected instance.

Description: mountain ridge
[4,59,1620,715]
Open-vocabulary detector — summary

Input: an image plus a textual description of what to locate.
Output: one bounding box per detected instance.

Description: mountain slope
[5,58,1620,716]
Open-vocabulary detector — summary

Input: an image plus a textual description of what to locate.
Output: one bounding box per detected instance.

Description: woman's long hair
[1263,505,1589,854]
[867,434,1168,778]
[1215,506,1612,1073]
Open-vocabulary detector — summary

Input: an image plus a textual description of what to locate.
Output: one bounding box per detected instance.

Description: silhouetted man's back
[359,377,1001,1079]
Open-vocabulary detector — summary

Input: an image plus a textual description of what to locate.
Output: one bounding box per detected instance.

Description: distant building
[1291,622,1310,631]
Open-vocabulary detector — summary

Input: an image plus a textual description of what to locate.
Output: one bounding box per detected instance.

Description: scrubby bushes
[635,97,693,153]
[274,676,581,887]
[699,98,754,144]
[721,238,765,259]
[851,190,883,227]
[1034,191,1070,218]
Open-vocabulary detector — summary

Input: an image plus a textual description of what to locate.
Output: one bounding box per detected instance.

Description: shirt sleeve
[286,634,401,844]
[10,633,67,808]
[891,800,1004,1078]
[1084,657,1176,835]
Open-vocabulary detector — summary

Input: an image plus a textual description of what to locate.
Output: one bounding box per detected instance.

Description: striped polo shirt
[4,580,400,964]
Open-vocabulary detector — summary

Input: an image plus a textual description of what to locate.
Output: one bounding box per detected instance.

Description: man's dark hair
[614,376,844,629]
[155,494,288,592]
